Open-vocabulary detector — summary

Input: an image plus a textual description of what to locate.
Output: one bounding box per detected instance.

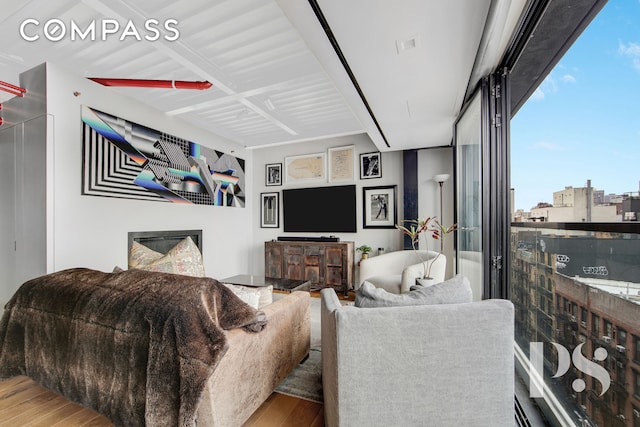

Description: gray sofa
[320,287,514,426]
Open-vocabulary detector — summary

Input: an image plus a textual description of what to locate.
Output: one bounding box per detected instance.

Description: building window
[619,329,627,347]
[605,319,613,339]
[635,371,640,398]
[635,336,640,362]
[593,314,600,335]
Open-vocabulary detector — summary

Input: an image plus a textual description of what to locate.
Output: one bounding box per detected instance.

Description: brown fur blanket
[0,268,267,426]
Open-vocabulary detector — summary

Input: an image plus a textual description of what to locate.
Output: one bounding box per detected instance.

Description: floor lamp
[433,173,450,252]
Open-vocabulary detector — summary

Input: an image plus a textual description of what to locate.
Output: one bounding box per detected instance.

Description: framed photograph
[260,192,279,228]
[285,153,326,184]
[363,185,397,228]
[265,163,282,186]
[360,151,382,179]
[328,145,355,182]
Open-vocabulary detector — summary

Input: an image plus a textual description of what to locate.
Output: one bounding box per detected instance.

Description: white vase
[415,277,435,287]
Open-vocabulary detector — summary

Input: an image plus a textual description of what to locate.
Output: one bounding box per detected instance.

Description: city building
[511,225,640,426]
[530,182,621,222]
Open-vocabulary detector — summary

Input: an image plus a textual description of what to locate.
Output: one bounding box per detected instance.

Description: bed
[0,229,310,426]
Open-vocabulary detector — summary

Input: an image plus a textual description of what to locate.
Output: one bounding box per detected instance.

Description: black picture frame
[363,185,397,228]
[260,192,279,228]
[360,152,382,179]
[265,163,282,186]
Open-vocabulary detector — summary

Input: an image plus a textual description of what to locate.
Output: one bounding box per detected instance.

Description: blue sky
[510,0,640,211]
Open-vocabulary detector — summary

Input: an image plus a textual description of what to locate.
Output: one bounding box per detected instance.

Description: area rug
[275,348,322,403]
[274,296,323,403]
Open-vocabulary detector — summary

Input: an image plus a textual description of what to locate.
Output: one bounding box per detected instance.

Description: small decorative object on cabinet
[265,240,354,295]
[356,245,372,263]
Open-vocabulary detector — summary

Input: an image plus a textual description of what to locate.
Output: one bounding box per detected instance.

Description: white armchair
[358,250,446,294]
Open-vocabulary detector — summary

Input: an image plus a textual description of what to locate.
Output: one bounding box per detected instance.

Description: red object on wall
[88,78,212,90]
[0,80,27,97]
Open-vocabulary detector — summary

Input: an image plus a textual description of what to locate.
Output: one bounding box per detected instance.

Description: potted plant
[396,217,457,286]
[356,245,373,260]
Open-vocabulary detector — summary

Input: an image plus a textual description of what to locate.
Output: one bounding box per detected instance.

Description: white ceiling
[0,0,526,151]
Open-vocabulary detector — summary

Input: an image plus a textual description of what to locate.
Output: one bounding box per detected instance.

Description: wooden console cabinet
[265,240,354,294]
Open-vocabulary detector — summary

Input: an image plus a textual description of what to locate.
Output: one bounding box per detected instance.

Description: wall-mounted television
[283,185,356,233]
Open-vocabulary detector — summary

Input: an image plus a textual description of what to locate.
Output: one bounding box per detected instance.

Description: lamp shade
[433,173,450,183]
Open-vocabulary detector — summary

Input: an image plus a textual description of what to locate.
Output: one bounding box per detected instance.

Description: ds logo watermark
[529,342,610,398]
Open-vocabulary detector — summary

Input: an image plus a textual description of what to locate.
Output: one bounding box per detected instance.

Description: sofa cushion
[222,284,260,309]
[355,275,473,308]
[222,283,273,309]
[129,236,205,277]
[363,274,402,294]
[128,240,164,269]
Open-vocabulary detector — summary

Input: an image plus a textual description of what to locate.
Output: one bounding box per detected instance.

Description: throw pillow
[222,283,273,309]
[128,240,164,269]
[256,285,274,308]
[132,237,206,277]
[354,275,473,308]
[223,284,260,309]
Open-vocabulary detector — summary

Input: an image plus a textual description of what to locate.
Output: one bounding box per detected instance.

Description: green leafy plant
[396,217,457,278]
[356,245,373,254]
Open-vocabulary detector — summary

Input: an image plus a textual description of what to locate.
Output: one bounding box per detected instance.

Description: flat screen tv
[283,185,356,233]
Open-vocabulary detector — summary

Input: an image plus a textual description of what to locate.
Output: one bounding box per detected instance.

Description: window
[509,1,640,425]
[618,395,625,419]
[619,329,627,347]
[605,320,613,339]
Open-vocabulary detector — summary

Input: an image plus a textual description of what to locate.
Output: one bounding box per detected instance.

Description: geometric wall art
[81,105,245,207]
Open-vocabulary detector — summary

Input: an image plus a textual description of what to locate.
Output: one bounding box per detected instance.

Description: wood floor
[0,376,323,426]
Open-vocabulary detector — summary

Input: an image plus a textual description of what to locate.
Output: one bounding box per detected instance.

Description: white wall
[45,63,253,279]
[250,134,405,278]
